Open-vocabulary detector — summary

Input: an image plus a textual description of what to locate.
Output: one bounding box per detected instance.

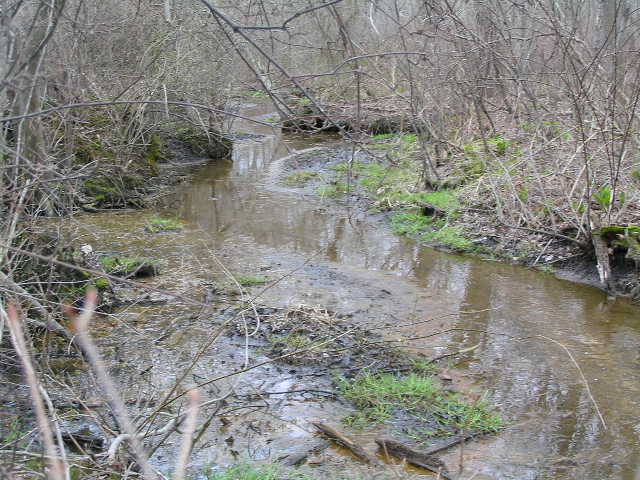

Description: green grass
[318,181,349,198]
[236,275,269,286]
[145,217,183,233]
[338,372,504,437]
[283,170,317,186]
[207,463,311,480]
[391,210,433,236]
[420,190,459,211]
[339,373,440,425]
[246,90,268,98]
[422,226,474,251]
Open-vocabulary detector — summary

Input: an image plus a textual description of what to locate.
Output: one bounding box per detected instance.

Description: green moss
[268,332,312,351]
[595,225,640,237]
[99,256,158,277]
[422,226,474,252]
[94,278,110,289]
[143,135,163,174]
[418,190,459,211]
[145,217,183,233]
[318,181,349,198]
[74,136,116,165]
[236,275,269,286]
[84,175,143,207]
[283,170,317,186]
[175,125,232,158]
[246,90,268,98]
[371,133,395,140]
[207,463,311,480]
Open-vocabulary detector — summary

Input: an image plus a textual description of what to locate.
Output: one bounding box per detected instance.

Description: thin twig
[536,335,606,429]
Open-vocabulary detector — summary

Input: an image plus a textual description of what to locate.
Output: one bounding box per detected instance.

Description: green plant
[247,90,268,98]
[318,181,349,198]
[487,135,515,156]
[391,210,433,236]
[339,372,440,426]
[283,170,317,186]
[422,226,474,251]
[593,185,613,210]
[236,275,269,286]
[338,372,504,439]
[517,186,529,203]
[99,256,158,277]
[207,463,311,480]
[571,201,586,215]
[145,217,183,233]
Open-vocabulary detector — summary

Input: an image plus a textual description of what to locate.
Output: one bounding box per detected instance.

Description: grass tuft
[236,275,269,286]
[207,463,311,480]
[422,226,474,251]
[145,217,183,233]
[283,170,317,187]
[338,371,504,438]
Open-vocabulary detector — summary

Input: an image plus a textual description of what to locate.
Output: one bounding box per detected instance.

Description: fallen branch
[313,423,381,466]
[376,437,466,480]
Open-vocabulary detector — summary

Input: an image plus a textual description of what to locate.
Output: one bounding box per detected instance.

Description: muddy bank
[80,124,233,212]
[274,143,638,300]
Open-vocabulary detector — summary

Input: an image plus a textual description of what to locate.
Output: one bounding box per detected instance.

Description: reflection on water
[175,104,640,479]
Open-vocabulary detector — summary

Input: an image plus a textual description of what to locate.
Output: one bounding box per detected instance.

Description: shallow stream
[72,102,640,479]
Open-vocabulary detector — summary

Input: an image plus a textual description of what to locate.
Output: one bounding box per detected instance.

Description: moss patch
[145,217,184,233]
[174,125,232,158]
[283,170,317,186]
[207,463,311,480]
[236,275,269,286]
[83,174,145,208]
[99,256,158,277]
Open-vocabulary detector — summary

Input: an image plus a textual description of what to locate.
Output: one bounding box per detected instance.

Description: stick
[376,438,456,480]
[313,423,381,466]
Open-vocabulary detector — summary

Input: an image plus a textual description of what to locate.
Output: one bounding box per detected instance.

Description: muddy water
[76,103,639,479]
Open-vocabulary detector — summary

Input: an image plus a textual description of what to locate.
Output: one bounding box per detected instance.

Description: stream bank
[4,101,640,480]
[281,99,640,301]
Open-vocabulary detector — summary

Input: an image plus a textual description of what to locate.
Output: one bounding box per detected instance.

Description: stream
[70,102,640,479]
